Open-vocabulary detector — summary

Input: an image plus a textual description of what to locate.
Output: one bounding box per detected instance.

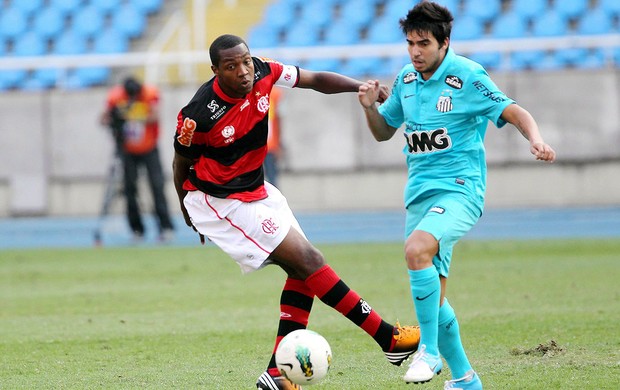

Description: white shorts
[183,182,306,274]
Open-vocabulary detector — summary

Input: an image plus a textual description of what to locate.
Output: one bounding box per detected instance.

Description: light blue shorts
[405,192,481,277]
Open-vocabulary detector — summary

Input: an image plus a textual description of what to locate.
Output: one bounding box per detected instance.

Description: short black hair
[400,1,454,45]
[123,76,142,98]
[209,34,249,66]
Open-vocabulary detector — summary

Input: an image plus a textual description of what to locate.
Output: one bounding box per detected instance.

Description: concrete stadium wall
[0,69,618,217]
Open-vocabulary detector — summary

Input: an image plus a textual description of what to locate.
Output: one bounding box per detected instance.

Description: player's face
[406,30,448,80]
[212,43,255,98]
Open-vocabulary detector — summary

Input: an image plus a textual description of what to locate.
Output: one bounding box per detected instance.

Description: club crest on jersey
[403,72,417,84]
[222,125,235,143]
[445,75,463,89]
[257,95,270,113]
[436,90,453,112]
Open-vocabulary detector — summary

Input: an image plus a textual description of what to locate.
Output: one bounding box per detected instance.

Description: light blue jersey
[379,48,514,213]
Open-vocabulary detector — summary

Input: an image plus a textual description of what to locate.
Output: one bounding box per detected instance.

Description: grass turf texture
[1,240,619,389]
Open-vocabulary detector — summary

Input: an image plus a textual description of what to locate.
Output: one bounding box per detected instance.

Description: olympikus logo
[177,117,196,147]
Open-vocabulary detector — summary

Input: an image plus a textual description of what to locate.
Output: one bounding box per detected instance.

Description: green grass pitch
[1,239,619,389]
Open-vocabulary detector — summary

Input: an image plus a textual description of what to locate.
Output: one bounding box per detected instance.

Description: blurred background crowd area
[0,0,619,89]
[0,0,619,218]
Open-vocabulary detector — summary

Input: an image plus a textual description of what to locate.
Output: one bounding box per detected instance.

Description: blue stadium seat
[554,47,588,67]
[53,30,88,55]
[72,5,105,40]
[339,0,376,31]
[90,0,122,16]
[0,70,28,90]
[383,0,414,21]
[33,6,66,41]
[302,58,343,73]
[111,3,147,39]
[323,20,361,46]
[434,0,461,18]
[300,0,334,29]
[467,51,502,70]
[574,48,607,69]
[340,56,390,78]
[512,0,547,22]
[386,55,411,76]
[283,22,321,47]
[365,15,402,44]
[451,15,484,41]
[49,0,81,17]
[552,0,588,21]
[247,23,282,49]
[578,8,613,35]
[11,0,44,18]
[599,0,620,17]
[511,50,546,70]
[462,0,501,23]
[133,0,164,15]
[0,7,28,41]
[261,0,297,32]
[491,11,528,39]
[70,67,111,87]
[93,28,130,53]
[532,10,568,37]
[13,32,47,57]
[28,68,64,89]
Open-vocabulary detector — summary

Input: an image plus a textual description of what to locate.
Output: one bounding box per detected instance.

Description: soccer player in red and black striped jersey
[173,34,420,390]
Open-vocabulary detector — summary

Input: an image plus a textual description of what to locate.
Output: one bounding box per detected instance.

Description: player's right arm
[358,80,398,141]
[172,151,205,245]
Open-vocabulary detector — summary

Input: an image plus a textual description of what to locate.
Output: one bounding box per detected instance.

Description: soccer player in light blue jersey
[358,2,556,389]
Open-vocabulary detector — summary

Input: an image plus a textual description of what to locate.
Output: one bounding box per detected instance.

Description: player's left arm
[501,103,556,163]
[296,69,389,101]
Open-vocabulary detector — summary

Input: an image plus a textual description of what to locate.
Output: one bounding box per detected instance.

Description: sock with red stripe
[304,265,395,351]
[266,277,314,377]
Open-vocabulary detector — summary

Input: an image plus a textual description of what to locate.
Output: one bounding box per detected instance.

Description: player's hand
[182,206,206,245]
[530,142,556,162]
[358,80,382,108]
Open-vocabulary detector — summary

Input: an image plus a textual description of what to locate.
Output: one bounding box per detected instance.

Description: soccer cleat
[403,344,443,384]
[384,321,421,366]
[444,370,483,390]
[256,371,302,390]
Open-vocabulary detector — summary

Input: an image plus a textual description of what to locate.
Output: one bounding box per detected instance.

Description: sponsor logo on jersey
[472,80,506,103]
[261,217,279,234]
[207,100,219,113]
[177,117,196,147]
[403,72,417,84]
[240,99,250,111]
[445,75,463,89]
[222,125,235,143]
[404,127,452,154]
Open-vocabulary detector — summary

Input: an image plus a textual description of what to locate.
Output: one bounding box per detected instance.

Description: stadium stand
[0,0,619,89]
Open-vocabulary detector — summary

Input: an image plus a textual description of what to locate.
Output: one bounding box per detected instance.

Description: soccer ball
[275,329,332,386]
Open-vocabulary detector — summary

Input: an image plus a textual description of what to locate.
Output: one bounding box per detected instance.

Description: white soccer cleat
[403,344,443,384]
[444,370,483,389]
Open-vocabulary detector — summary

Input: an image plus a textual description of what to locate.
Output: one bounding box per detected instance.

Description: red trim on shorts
[204,194,271,255]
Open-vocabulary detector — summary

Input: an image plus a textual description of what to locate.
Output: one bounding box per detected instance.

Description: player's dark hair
[209,34,248,66]
[123,76,142,98]
[400,1,453,45]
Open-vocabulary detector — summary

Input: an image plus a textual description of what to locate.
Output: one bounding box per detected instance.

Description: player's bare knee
[404,243,433,270]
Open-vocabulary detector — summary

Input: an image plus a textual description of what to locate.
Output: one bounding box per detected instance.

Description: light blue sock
[438,298,472,379]
[409,267,440,356]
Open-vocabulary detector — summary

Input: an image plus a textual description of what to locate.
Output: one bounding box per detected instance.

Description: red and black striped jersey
[174,57,298,202]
